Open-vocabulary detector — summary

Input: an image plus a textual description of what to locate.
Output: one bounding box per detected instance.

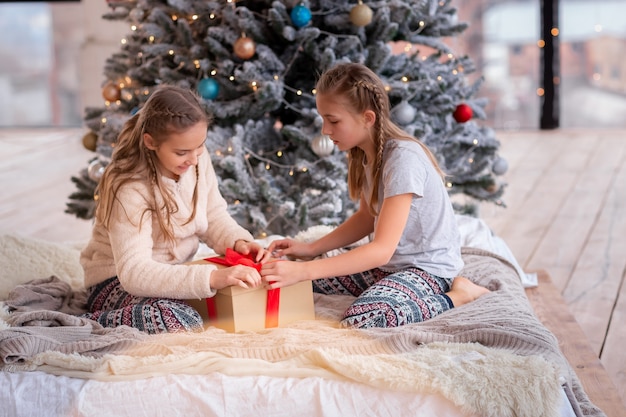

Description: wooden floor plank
[526,271,626,417]
[526,134,626,291]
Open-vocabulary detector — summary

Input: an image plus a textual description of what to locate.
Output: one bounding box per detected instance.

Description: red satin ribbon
[204,248,280,328]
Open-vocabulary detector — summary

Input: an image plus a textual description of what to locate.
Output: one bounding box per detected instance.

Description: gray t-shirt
[364,139,463,278]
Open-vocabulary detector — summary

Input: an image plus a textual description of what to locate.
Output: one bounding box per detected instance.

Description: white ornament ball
[311,134,335,157]
[350,3,373,27]
[393,101,416,125]
[492,156,509,176]
[87,159,106,181]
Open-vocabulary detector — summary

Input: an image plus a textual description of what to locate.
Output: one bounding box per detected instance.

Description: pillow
[0,234,85,300]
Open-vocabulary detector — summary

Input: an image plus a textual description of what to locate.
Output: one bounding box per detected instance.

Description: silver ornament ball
[87,159,106,181]
[492,157,509,176]
[311,134,335,157]
[393,101,416,125]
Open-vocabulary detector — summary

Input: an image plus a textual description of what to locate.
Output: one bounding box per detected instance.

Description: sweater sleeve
[106,183,219,300]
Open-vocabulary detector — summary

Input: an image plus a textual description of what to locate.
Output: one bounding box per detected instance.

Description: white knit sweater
[80,151,254,299]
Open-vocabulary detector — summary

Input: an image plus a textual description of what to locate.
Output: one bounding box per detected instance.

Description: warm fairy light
[210,13,216,19]
[421,55,427,61]
[301,167,308,172]
[401,76,408,82]
[101,117,107,124]
[437,75,443,81]
[192,15,199,20]
[404,43,413,52]
[384,85,391,92]
[446,182,452,188]
[289,170,294,176]
[468,158,474,163]
[452,69,458,75]
[131,25,137,31]
[172,15,178,21]
[473,139,478,145]
[537,88,545,96]
[274,75,279,80]
[419,21,425,27]
[551,27,559,36]
[277,151,283,157]
[121,38,127,45]
[251,81,258,90]
[229,75,235,81]
[215,150,223,156]
[296,90,303,95]
[537,39,545,48]
[265,163,271,170]
[149,35,155,42]
[210,69,217,76]
[194,60,200,68]
[234,200,240,204]
[447,53,453,59]
[168,50,174,55]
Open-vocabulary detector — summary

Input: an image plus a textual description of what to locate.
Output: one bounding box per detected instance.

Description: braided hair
[95,84,210,242]
[315,62,445,215]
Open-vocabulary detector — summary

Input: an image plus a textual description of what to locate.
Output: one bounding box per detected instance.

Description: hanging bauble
[102,81,121,102]
[197,78,219,100]
[350,1,373,27]
[311,134,334,157]
[290,4,312,28]
[392,101,416,125]
[87,159,106,181]
[128,7,144,22]
[453,103,473,123]
[234,36,256,60]
[492,156,509,176]
[82,131,98,152]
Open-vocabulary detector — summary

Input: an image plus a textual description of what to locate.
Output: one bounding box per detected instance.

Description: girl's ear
[363,109,376,128]
[143,133,157,150]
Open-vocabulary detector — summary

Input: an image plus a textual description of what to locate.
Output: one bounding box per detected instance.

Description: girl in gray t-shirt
[261,63,489,329]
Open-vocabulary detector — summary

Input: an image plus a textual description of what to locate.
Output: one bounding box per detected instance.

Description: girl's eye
[176,152,186,157]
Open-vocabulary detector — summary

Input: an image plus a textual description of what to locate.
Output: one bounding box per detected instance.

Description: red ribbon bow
[204,248,280,328]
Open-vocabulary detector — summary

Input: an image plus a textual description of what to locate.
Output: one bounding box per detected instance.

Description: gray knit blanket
[0,248,606,417]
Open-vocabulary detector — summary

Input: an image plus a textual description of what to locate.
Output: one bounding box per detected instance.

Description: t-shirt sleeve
[382,143,428,199]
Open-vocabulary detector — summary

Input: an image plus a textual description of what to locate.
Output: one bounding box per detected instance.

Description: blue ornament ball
[290,4,312,28]
[197,78,219,100]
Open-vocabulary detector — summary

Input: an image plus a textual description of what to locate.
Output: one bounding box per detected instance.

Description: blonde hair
[315,62,445,215]
[95,84,210,242]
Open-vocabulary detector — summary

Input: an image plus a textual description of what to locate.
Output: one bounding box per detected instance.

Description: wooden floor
[1,127,625,413]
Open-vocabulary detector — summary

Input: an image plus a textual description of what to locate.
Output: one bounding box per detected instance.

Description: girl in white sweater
[80,85,266,333]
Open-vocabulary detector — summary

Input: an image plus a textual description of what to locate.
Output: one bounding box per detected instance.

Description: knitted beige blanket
[0,234,605,417]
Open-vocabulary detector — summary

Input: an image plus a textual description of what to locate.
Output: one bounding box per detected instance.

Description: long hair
[315,62,445,215]
[95,84,210,242]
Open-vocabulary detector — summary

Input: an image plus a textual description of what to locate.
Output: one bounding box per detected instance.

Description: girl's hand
[210,265,262,290]
[234,239,267,262]
[261,260,310,289]
[266,238,316,260]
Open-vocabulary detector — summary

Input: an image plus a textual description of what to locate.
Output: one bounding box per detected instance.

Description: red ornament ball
[453,103,473,123]
[234,36,256,60]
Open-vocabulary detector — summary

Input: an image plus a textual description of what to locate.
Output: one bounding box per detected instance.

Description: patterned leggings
[82,277,204,334]
[313,268,454,329]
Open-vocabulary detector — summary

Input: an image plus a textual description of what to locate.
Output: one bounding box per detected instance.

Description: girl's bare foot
[446,276,490,307]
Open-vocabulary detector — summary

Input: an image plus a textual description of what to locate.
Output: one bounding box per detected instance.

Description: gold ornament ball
[102,81,121,102]
[350,3,373,27]
[234,37,256,60]
[82,131,98,152]
[311,134,335,157]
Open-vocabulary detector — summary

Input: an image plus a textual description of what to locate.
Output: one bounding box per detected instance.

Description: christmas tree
[67,0,507,238]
